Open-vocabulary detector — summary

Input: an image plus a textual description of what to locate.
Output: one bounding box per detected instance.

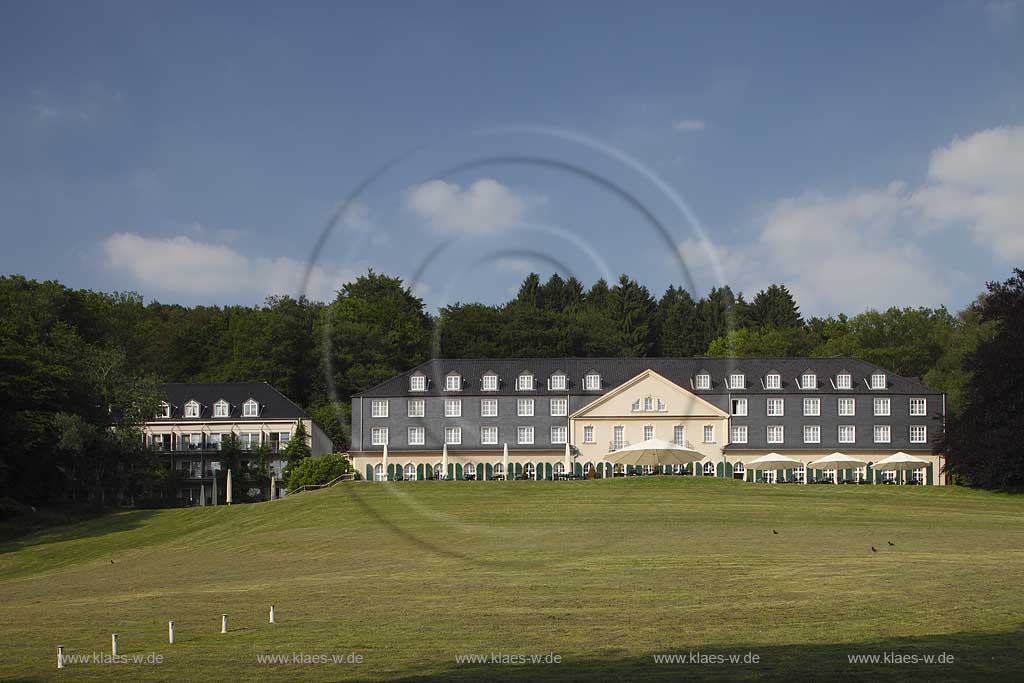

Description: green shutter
[485,463,493,480]
[447,463,454,480]
[477,463,484,480]
[417,464,424,480]
[725,462,733,478]
[515,463,523,479]
[454,463,463,480]
[595,463,603,479]
[386,464,394,481]
[365,464,373,481]
[927,463,933,485]
[717,462,724,477]
[575,463,583,477]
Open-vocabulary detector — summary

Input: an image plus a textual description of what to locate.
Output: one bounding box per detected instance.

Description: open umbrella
[808,452,868,485]
[745,453,804,483]
[441,443,449,480]
[870,452,931,484]
[605,438,704,476]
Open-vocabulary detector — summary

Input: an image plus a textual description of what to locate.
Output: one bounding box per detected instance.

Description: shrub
[285,453,351,491]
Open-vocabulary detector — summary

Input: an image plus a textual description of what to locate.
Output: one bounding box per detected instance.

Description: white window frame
[838,397,856,416]
[584,373,601,390]
[767,398,785,417]
[481,426,498,445]
[374,463,385,482]
[703,425,715,443]
[873,397,890,417]
[703,462,715,476]
[583,425,595,444]
[407,399,425,418]
[517,426,534,445]
[184,400,201,418]
[838,425,856,444]
[767,425,784,444]
[910,425,927,444]
[481,374,498,391]
[445,426,462,445]
[673,425,685,445]
[909,398,927,416]
[243,399,258,418]
[517,373,534,391]
[445,374,462,392]
[549,374,566,391]
[213,400,229,418]
[444,399,462,418]
[836,373,852,389]
[551,426,567,444]
[371,400,389,418]
[550,398,568,417]
[729,373,745,390]
[409,375,426,392]
[613,425,625,449]
[656,398,666,411]
[408,427,425,446]
[765,373,781,390]
[802,373,817,390]
[803,425,821,444]
[517,398,534,417]
[480,398,498,417]
[803,397,820,417]
[731,425,748,444]
[404,463,416,481]
[371,427,388,446]
[731,398,748,416]
[643,396,653,411]
[643,424,654,441]
[873,424,891,444]
[464,462,477,480]
[631,399,641,412]
[695,374,711,390]
[871,373,887,390]
[157,402,171,418]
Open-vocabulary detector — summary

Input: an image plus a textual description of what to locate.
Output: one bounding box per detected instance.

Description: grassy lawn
[1,477,1022,681]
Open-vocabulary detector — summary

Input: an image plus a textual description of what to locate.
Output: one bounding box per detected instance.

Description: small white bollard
[269,604,276,624]
[111,633,119,656]
[221,614,228,633]
[168,620,175,644]
[57,645,65,669]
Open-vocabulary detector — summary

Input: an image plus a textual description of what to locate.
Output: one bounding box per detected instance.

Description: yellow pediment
[571,369,728,419]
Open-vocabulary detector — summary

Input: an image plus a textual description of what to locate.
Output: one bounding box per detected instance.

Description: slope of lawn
[1,477,1022,682]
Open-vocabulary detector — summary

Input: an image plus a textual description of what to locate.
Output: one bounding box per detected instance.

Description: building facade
[143,382,334,505]
[350,358,946,485]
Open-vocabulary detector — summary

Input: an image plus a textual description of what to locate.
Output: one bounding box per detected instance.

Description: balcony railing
[609,440,629,452]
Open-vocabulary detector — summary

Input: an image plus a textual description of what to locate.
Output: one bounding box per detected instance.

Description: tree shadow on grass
[379,627,1024,683]
[0,508,160,556]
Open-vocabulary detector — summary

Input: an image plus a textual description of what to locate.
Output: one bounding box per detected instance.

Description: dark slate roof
[155,382,310,420]
[354,358,940,398]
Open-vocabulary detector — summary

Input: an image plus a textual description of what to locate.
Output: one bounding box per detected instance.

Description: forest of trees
[1,266,1017,507]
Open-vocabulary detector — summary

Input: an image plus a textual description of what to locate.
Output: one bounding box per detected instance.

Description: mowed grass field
[1,478,1022,682]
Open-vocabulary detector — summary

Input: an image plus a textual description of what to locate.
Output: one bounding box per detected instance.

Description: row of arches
[367,461,721,481]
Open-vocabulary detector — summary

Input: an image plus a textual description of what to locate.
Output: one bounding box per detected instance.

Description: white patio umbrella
[745,453,805,483]
[870,452,931,484]
[226,468,233,504]
[441,443,449,480]
[382,443,389,481]
[502,442,509,480]
[808,452,868,485]
[564,443,572,479]
[605,439,704,474]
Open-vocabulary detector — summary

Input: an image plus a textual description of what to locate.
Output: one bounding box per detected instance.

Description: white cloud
[494,257,534,274]
[404,178,531,236]
[337,199,371,231]
[102,233,359,302]
[672,119,706,131]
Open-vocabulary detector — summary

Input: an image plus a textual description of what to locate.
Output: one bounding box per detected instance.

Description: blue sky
[1,1,1022,316]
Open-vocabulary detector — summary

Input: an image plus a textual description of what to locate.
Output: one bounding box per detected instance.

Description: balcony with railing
[608,440,629,452]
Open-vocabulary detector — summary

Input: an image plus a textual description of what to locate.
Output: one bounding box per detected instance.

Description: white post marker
[111,633,119,656]
[168,620,175,644]
[57,646,65,669]
[269,604,276,624]
[221,614,228,633]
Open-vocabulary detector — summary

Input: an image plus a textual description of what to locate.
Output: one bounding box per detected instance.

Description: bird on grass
[772,529,779,535]
[110,559,115,564]
[871,546,877,552]
[887,541,895,546]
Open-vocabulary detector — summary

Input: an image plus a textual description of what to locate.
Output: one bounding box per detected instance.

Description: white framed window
[873,397,890,417]
[549,374,566,390]
[731,398,748,416]
[838,425,856,444]
[882,469,896,483]
[550,398,568,417]
[803,397,820,417]
[703,425,715,443]
[517,426,534,445]
[673,425,685,445]
[445,374,462,391]
[703,462,715,476]
[767,398,785,417]
[481,426,498,445]
[803,425,820,444]
[729,373,745,390]
[612,425,625,449]
[239,432,259,450]
[643,425,654,441]
[481,373,498,391]
[656,398,666,411]
[733,462,745,479]
[551,426,567,444]
[207,433,222,450]
[836,373,852,389]
[371,400,388,418]
[643,396,653,411]
[371,427,388,446]
[910,425,928,443]
[695,373,711,390]
[493,463,505,478]
[762,470,777,484]
[765,373,781,390]
[407,399,424,418]
[909,398,927,416]
[731,425,748,444]
[480,399,498,417]
[585,373,601,390]
[409,375,426,392]
[433,463,444,479]
[213,400,229,418]
[631,399,642,412]
[157,402,171,419]
[243,399,258,417]
[767,425,784,444]
[873,425,891,444]
[374,463,385,481]
[408,427,425,446]
[802,373,817,389]
[445,426,462,445]
[838,397,856,416]
[463,462,477,480]
[517,373,534,391]
[871,373,887,390]
[184,400,201,418]
[583,425,595,443]
[524,462,536,479]
[517,399,534,417]
[554,462,566,478]
[404,463,416,481]
[444,399,462,418]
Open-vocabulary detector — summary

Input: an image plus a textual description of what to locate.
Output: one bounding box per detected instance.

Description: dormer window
[517,373,534,391]
[481,373,498,391]
[836,372,852,389]
[801,373,817,390]
[584,373,601,390]
[213,400,230,418]
[243,399,259,417]
[870,373,887,390]
[445,373,462,392]
[644,396,653,411]
[765,373,781,390]
[729,373,745,390]
[695,373,711,390]
[184,400,200,418]
[157,402,171,419]
[409,374,426,392]
[549,373,566,391]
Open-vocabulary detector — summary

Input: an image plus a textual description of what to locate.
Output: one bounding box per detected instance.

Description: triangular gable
[570,369,728,419]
